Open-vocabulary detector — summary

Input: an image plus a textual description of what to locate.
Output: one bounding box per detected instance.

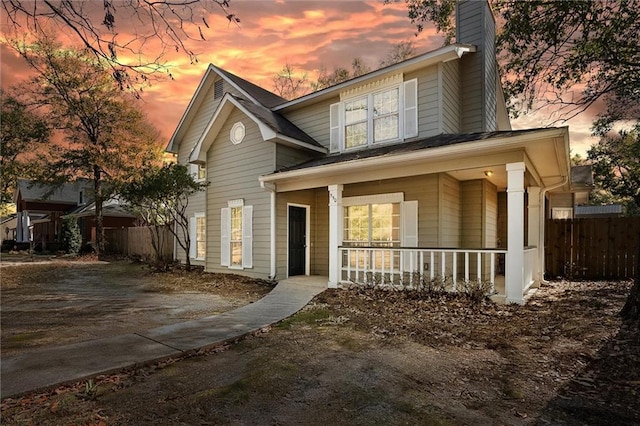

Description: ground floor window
[221,200,253,269]
[196,214,206,259]
[230,205,243,267]
[190,212,205,260]
[343,202,401,270]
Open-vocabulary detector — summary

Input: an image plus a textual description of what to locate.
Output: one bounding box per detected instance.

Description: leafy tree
[12,35,163,256]
[405,0,640,317]
[405,0,640,125]
[0,92,50,207]
[61,216,82,255]
[121,163,208,271]
[1,0,238,87]
[587,125,640,216]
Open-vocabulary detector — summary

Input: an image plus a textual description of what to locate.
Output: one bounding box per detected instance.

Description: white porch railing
[523,246,538,293]
[339,247,508,294]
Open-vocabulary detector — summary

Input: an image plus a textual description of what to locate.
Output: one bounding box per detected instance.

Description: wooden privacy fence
[105,225,173,260]
[545,217,640,280]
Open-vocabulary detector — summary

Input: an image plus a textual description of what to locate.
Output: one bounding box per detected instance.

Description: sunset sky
[0,0,598,157]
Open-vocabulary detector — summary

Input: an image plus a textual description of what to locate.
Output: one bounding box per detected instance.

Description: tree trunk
[620,232,640,321]
[93,165,104,257]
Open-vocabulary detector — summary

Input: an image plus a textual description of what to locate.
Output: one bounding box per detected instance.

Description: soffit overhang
[260,128,571,193]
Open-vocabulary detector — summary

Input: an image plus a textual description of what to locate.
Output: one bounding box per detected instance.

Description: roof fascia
[273,44,476,112]
[166,64,218,153]
[210,64,268,107]
[274,134,327,154]
[189,94,326,163]
[260,127,569,185]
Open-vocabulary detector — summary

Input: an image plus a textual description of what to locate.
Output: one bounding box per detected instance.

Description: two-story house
[167,0,575,303]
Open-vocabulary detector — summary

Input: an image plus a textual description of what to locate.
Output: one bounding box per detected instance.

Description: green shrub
[61,216,82,255]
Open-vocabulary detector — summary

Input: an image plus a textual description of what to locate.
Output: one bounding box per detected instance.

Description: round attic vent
[230,121,245,145]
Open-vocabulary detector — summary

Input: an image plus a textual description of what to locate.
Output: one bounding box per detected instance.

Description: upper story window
[331,76,417,153]
[190,163,206,181]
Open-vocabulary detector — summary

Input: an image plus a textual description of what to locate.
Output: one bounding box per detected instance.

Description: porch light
[484,170,494,177]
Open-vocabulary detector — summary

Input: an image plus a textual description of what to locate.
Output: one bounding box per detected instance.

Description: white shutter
[189,163,198,178]
[220,207,230,266]
[403,79,418,138]
[329,102,341,153]
[189,216,197,259]
[242,205,253,268]
[402,200,419,272]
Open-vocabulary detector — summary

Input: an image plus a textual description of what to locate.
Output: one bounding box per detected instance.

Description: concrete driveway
[1,259,262,357]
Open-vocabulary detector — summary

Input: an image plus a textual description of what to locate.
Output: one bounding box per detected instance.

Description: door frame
[287,203,311,277]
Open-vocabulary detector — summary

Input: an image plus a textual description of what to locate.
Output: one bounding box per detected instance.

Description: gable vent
[214,79,224,99]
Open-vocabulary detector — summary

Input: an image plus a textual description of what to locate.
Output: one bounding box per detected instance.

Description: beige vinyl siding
[275,144,318,170]
[483,180,498,248]
[406,66,440,140]
[441,60,461,133]
[174,78,247,265]
[497,192,507,248]
[461,179,498,248]
[281,97,337,150]
[343,174,440,248]
[483,7,498,132]
[461,179,498,279]
[174,83,218,265]
[439,174,461,247]
[313,189,329,276]
[457,0,497,132]
[205,109,274,278]
[276,190,316,278]
[461,180,483,248]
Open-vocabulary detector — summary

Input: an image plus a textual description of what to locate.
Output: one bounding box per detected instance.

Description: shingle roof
[215,67,287,108]
[275,128,555,173]
[232,95,325,149]
[16,179,92,204]
[66,197,136,218]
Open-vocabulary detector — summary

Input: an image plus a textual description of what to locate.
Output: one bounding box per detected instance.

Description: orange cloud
[0,1,596,156]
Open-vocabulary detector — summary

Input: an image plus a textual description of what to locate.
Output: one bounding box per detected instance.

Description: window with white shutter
[332,76,418,152]
[403,79,418,138]
[221,200,253,269]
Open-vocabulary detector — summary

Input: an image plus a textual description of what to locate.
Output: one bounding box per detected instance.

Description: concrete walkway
[1,276,327,399]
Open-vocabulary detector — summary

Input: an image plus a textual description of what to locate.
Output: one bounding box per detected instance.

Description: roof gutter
[260,128,568,185]
[538,175,569,283]
[260,181,277,280]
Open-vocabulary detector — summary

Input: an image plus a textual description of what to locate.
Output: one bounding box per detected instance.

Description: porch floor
[282,275,329,290]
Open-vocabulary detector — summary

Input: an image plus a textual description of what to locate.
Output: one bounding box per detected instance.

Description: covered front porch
[261,129,570,304]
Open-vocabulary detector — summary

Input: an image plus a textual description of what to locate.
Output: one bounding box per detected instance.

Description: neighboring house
[13,179,136,248]
[1,214,17,243]
[548,164,594,219]
[167,1,579,303]
[65,197,138,243]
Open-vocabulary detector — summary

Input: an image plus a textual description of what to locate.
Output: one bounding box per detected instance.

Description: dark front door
[288,206,306,276]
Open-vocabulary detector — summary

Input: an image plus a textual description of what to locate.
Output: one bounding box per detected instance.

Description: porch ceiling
[261,128,571,193]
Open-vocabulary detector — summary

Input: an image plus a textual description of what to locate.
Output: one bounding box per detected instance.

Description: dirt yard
[1,260,639,425]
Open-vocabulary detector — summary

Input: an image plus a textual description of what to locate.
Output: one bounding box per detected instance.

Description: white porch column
[506,162,525,304]
[328,184,343,288]
[17,211,30,243]
[527,186,541,284]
